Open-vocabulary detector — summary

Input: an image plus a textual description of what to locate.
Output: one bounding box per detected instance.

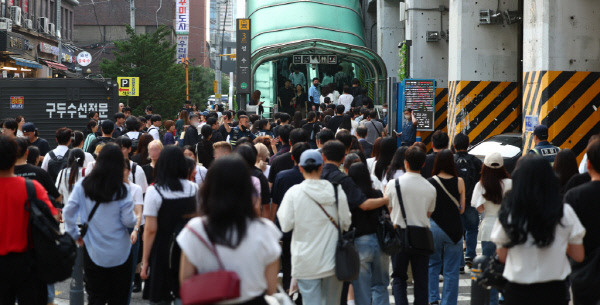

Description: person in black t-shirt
[278,80,296,116]
[421,131,449,178]
[326,105,346,134]
[13,138,61,207]
[22,123,50,156]
[87,120,116,156]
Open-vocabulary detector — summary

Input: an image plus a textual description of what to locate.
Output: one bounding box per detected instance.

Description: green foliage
[398,41,407,82]
[186,66,230,111]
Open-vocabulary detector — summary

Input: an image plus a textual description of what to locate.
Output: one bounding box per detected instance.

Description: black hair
[207,117,218,127]
[291,142,311,164]
[278,124,294,144]
[587,139,600,173]
[348,162,380,198]
[359,87,368,95]
[307,111,316,122]
[432,131,449,150]
[481,164,510,204]
[236,110,247,119]
[292,111,303,128]
[335,104,345,115]
[499,155,563,248]
[453,133,470,151]
[343,153,362,172]
[374,137,397,180]
[356,126,368,138]
[183,145,197,161]
[432,149,458,177]
[116,136,133,150]
[88,111,98,119]
[256,119,269,130]
[279,113,291,123]
[234,144,258,168]
[85,120,98,135]
[351,78,360,85]
[138,116,147,124]
[201,125,212,140]
[553,149,579,188]
[66,149,85,192]
[123,106,132,113]
[339,114,352,132]
[317,128,335,145]
[386,146,407,181]
[82,144,127,203]
[27,145,40,166]
[322,140,346,163]
[56,127,73,145]
[126,117,140,132]
[115,112,125,120]
[199,155,256,248]
[145,105,153,112]
[73,131,85,148]
[151,115,162,124]
[2,119,17,135]
[155,146,188,191]
[15,137,29,158]
[343,85,350,94]
[0,136,18,170]
[290,128,308,146]
[101,120,115,134]
[405,146,426,171]
[335,129,353,150]
[349,149,367,164]
[185,157,196,179]
[312,77,319,82]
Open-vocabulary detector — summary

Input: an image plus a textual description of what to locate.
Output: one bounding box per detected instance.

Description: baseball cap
[200,111,209,116]
[533,124,549,140]
[484,152,504,169]
[22,122,36,133]
[299,149,323,167]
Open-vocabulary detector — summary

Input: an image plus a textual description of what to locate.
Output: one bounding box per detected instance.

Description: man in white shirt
[384,146,436,305]
[148,115,162,141]
[338,85,354,114]
[41,127,72,182]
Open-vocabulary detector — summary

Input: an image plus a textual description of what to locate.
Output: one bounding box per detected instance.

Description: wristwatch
[134,227,140,232]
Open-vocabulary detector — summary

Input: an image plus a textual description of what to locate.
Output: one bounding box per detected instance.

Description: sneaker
[459,267,465,274]
[439,274,444,282]
[465,257,473,268]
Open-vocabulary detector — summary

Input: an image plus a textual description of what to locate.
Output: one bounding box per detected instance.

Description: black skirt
[503,280,569,305]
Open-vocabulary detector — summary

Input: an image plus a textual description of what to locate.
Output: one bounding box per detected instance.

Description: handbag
[474,255,508,290]
[305,183,360,282]
[432,176,461,209]
[376,208,403,255]
[180,223,241,305]
[395,179,435,256]
[264,285,294,305]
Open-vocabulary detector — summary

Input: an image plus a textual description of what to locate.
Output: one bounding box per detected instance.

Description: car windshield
[469,139,522,158]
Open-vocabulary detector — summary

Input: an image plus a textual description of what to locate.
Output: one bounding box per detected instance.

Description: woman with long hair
[250,90,264,116]
[177,156,281,305]
[196,125,214,168]
[182,145,208,185]
[55,148,86,203]
[141,146,199,303]
[63,144,136,304]
[367,137,383,173]
[83,120,98,152]
[373,137,398,182]
[131,134,154,166]
[141,140,163,185]
[339,114,354,135]
[292,111,304,128]
[553,148,579,196]
[427,149,466,305]
[382,146,407,188]
[254,142,271,178]
[71,131,95,168]
[293,84,308,116]
[235,144,270,215]
[491,155,585,305]
[470,152,511,305]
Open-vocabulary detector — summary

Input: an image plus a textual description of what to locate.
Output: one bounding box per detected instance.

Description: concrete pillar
[376,0,405,80]
[522,0,600,161]
[404,0,449,150]
[448,0,520,146]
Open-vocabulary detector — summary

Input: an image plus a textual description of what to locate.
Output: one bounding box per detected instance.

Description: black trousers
[504,280,568,305]
[0,252,47,305]
[391,251,429,305]
[83,246,133,305]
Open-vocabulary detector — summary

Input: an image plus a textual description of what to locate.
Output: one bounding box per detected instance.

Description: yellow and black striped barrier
[523,71,600,162]
[421,88,449,152]
[447,80,521,147]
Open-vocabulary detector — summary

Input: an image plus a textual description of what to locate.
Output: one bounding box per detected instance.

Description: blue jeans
[461,206,479,268]
[127,228,140,305]
[297,275,343,305]
[429,220,463,305]
[352,234,390,305]
[48,284,55,303]
[391,252,429,305]
[481,241,499,305]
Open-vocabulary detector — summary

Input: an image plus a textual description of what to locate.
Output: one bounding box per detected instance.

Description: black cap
[533,124,549,140]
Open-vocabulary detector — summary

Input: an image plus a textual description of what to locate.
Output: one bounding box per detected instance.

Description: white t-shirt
[41,145,69,171]
[148,126,160,140]
[83,152,95,169]
[471,179,512,241]
[381,169,405,192]
[143,179,199,217]
[177,217,282,304]
[490,204,585,284]
[195,165,208,185]
[385,172,436,228]
[128,182,145,226]
[338,94,353,113]
[55,167,86,203]
[87,160,148,193]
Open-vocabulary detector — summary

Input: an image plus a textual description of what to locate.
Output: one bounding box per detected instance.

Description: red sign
[23,0,28,13]
[10,96,24,109]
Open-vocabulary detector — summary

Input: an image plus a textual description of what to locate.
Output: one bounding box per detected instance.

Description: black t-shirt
[251,167,270,206]
[351,188,384,237]
[421,152,437,178]
[279,87,295,110]
[268,152,294,183]
[428,176,463,243]
[218,123,232,139]
[131,153,150,167]
[326,115,344,134]
[86,136,115,156]
[565,172,591,194]
[142,164,155,185]
[31,137,50,156]
[14,164,61,204]
[565,181,600,259]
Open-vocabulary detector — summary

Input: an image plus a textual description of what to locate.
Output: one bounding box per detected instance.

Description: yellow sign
[238,19,249,31]
[118,77,140,96]
[215,94,222,99]
[214,80,218,94]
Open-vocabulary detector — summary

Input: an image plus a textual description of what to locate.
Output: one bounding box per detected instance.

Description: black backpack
[24,179,77,283]
[125,132,143,153]
[454,154,481,204]
[47,150,70,183]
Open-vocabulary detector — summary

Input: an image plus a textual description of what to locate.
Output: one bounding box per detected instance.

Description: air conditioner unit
[39,17,49,33]
[0,18,13,31]
[24,19,32,30]
[48,23,55,36]
[9,6,21,27]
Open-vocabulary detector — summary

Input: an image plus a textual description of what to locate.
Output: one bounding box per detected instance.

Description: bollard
[69,246,84,305]
[470,255,490,305]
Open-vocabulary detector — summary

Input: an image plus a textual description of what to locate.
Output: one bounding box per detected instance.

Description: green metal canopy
[247,0,387,104]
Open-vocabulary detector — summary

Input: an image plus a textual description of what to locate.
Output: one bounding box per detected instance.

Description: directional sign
[117,77,140,96]
[292,55,337,65]
[236,19,251,94]
[400,79,435,131]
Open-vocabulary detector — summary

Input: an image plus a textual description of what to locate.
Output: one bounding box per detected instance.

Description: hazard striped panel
[421,88,448,152]
[447,80,521,146]
[522,71,600,162]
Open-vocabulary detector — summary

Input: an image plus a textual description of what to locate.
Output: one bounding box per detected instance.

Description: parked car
[468,133,523,174]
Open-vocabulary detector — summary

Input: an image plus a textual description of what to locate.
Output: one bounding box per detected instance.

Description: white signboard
[176,0,189,35]
[77,51,92,67]
[176,35,189,63]
[46,102,108,119]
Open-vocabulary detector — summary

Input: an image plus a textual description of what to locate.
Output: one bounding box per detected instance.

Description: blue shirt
[272,166,304,205]
[401,119,417,144]
[308,85,321,105]
[529,141,560,163]
[63,181,136,268]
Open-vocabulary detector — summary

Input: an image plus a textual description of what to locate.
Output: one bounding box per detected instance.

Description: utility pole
[56,0,61,68]
[214,0,223,106]
[130,0,135,30]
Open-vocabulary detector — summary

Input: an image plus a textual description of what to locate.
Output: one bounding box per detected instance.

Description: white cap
[484,152,504,169]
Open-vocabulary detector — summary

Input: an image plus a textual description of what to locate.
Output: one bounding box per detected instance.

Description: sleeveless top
[428,176,463,243]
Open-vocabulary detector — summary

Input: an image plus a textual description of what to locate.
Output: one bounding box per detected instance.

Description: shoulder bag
[395,179,435,256]
[432,175,460,209]
[376,208,403,255]
[180,223,241,305]
[305,182,360,282]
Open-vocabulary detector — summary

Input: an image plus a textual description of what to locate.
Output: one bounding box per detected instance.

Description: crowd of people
[0,88,599,305]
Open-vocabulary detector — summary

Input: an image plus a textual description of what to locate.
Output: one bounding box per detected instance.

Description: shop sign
[61,52,76,64]
[176,35,188,62]
[176,0,189,34]
[10,96,24,109]
[39,42,59,56]
[77,51,92,66]
[0,31,27,54]
[46,102,108,119]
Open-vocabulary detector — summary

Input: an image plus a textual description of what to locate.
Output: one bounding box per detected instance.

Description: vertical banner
[176,0,189,35]
[176,35,189,63]
[236,19,251,94]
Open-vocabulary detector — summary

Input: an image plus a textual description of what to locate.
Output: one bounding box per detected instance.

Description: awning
[44,60,68,71]
[10,56,43,69]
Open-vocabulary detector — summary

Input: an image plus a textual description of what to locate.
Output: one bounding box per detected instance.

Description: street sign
[399,79,436,131]
[77,51,92,67]
[525,115,538,132]
[236,19,251,94]
[117,77,140,96]
[292,55,337,65]
[175,0,189,35]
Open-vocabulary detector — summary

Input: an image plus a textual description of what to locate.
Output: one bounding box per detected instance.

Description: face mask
[382,109,388,114]
[405,115,411,120]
